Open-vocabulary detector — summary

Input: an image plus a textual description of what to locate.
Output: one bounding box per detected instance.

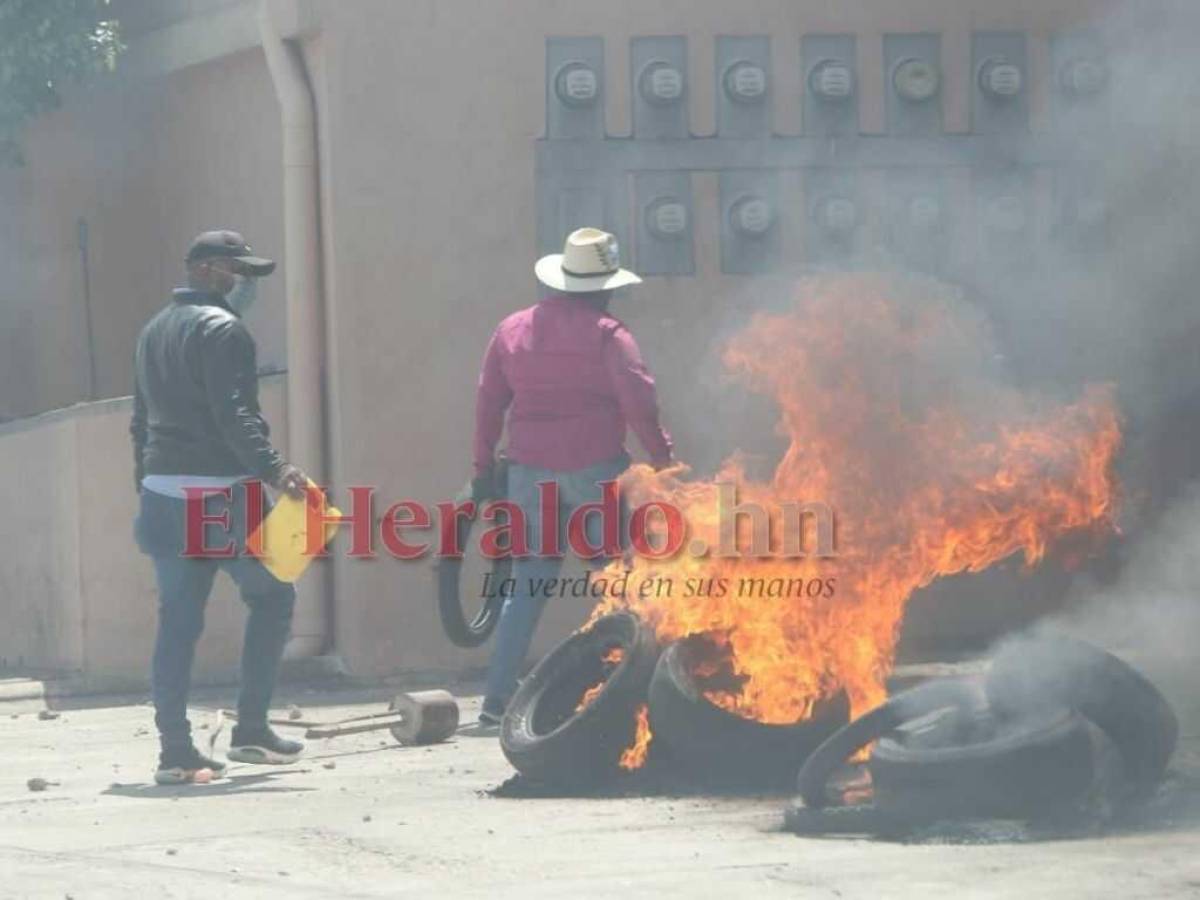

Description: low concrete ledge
[0,656,488,708]
[0,678,48,702]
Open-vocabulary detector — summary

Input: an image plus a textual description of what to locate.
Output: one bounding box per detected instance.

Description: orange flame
[574,681,606,714]
[574,646,626,714]
[619,704,652,771]
[594,273,1121,724]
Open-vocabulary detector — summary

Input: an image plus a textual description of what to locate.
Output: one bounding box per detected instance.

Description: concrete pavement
[1,684,1198,899]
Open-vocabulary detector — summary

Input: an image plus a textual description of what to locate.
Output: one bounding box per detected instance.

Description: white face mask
[226,274,259,316]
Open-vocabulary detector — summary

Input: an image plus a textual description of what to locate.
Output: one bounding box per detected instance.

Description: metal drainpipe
[258,0,328,659]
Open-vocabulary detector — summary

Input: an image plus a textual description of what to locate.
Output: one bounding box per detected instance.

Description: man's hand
[275,463,310,500]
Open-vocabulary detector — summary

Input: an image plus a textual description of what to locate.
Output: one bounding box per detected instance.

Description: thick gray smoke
[989,0,1200,736]
[702,2,1200,730]
[1040,485,1200,733]
[981,0,1200,525]
[641,2,1200,703]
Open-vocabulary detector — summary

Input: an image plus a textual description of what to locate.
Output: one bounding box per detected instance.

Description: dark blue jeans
[135,484,295,750]
[482,455,629,717]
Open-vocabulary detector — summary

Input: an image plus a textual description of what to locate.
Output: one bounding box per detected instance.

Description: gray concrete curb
[0,657,491,706]
[0,678,46,702]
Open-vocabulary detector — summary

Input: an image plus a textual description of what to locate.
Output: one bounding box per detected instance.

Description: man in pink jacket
[473,228,674,724]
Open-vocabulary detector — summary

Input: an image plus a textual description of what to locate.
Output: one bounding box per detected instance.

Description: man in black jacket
[131,230,310,784]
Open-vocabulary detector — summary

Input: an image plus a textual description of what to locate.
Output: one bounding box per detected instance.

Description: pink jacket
[474,294,673,474]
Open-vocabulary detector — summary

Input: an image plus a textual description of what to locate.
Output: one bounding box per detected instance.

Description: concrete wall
[0,0,1118,684]
[0,378,286,686]
[0,44,284,420]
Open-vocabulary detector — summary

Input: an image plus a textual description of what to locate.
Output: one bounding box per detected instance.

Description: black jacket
[130,289,285,489]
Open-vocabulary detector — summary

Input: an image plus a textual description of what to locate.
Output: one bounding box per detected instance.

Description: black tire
[985,634,1178,791]
[435,463,510,648]
[647,637,850,790]
[795,677,981,808]
[501,612,660,785]
[869,706,1096,819]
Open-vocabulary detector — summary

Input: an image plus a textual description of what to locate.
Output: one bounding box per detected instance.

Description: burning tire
[647,637,850,789]
[435,464,510,648]
[500,612,659,785]
[796,678,981,808]
[868,705,1097,819]
[985,634,1178,793]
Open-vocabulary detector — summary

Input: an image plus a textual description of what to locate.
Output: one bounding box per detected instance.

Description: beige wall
[0,416,82,671]
[0,0,1116,683]
[0,45,284,420]
[0,378,286,686]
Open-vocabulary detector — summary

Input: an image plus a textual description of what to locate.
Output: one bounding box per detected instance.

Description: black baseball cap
[185,230,276,276]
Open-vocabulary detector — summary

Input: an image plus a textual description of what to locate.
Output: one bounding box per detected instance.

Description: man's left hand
[275,463,310,500]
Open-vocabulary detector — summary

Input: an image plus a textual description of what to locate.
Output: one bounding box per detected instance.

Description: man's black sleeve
[199,318,287,484]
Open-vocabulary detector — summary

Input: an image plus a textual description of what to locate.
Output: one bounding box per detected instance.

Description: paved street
[2,682,1199,899]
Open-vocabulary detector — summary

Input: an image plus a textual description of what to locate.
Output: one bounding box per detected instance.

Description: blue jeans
[135,484,295,750]
[482,455,628,717]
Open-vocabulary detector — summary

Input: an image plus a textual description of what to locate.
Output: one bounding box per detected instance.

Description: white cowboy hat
[535,227,643,292]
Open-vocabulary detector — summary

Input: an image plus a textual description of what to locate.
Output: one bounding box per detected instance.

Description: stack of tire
[500,619,1177,813]
[500,616,850,789]
[793,635,1178,824]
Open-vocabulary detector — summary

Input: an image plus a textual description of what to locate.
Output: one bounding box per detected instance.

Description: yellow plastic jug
[248,480,343,583]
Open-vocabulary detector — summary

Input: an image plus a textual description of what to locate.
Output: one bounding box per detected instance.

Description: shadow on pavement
[102,769,318,799]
